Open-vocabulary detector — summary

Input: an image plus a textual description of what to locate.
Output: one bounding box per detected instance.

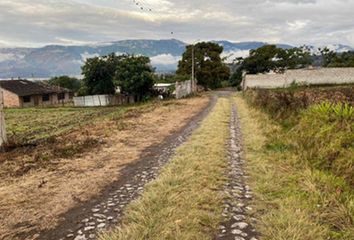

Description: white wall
[175,80,193,99]
[74,95,134,107]
[243,68,354,90]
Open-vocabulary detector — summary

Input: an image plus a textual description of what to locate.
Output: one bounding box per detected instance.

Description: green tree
[320,48,354,67]
[238,45,312,74]
[229,68,243,88]
[48,76,81,92]
[177,42,230,89]
[81,55,116,95]
[113,55,155,101]
[228,45,312,89]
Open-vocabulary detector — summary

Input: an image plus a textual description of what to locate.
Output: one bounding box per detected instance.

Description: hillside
[0,39,353,78]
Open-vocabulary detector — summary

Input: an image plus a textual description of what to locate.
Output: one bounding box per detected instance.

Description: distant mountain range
[0,39,353,78]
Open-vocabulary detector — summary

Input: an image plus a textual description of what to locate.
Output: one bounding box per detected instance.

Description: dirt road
[34,96,217,240]
[0,97,210,240]
[5,92,260,240]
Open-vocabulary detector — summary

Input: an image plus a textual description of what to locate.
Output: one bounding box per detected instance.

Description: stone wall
[242,68,354,90]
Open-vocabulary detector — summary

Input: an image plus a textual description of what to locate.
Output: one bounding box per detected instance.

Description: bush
[245,86,354,122]
[246,88,354,186]
[245,89,309,121]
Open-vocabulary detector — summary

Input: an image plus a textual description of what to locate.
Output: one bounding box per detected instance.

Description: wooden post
[0,89,7,148]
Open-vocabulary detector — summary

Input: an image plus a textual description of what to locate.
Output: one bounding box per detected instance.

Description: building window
[42,94,50,102]
[58,93,65,100]
[23,96,31,103]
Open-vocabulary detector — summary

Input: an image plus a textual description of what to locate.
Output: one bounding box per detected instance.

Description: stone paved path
[215,103,259,240]
[37,96,216,240]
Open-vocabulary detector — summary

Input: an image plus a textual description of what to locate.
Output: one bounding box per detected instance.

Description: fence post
[0,89,7,149]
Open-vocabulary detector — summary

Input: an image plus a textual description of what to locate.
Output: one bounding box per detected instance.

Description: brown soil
[0,97,209,240]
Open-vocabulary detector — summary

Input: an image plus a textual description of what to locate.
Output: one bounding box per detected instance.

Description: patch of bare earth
[0,97,209,240]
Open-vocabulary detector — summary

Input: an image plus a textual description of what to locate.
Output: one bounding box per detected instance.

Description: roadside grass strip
[100,97,231,240]
[234,95,354,240]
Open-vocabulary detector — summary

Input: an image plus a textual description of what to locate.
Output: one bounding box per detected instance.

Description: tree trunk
[0,89,7,149]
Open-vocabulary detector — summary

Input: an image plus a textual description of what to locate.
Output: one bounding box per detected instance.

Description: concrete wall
[242,68,354,90]
[0,88,20,108]
[73,95,134,107]
[175,80,196,99]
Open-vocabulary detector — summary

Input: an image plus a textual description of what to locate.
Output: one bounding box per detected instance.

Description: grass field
[4,106,129,143]
[236,93,354,240]
[101,96,231,240]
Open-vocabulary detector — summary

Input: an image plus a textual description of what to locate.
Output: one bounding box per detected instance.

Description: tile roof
[0,79,70,97]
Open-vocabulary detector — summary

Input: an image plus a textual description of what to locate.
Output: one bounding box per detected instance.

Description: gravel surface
[215,102,259,240]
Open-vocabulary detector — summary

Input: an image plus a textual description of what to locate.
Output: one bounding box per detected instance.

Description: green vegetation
[292,102,354,185]
[238,45,312,74]
[4,106,126,143]
[114,55,155,101]
[177,42,230,89]
[101,97,231,240]
[237,88,354,239]
[230,45,312,88]
[320,48,354,67]
[154,73,189,84]
[47,76,82,92]
[81,54,154,99]
[81,54,117,95]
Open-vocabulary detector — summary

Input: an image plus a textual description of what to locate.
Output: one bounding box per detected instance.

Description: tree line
[229,45,354,88]
[47,43,354,94]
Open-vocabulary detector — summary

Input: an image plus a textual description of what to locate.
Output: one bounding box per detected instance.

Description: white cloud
[0,0,353,47]
[150,54,181,65]
[287,20,309,31]
[80,52,99,62]
[222,50,250,63]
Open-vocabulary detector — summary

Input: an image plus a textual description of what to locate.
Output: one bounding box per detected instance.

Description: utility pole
[191,44,195,92]
[0,89,7,149]
[191,39,200,93]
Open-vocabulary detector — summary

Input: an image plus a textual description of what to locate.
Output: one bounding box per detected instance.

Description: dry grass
[234,94,354,240]
[100,97,231,240]
[0,97,209,240]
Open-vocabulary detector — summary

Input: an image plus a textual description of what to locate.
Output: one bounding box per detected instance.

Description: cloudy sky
[0,0,354,47]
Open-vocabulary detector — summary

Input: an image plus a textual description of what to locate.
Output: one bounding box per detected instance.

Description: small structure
[0,79,73,108]
[175,79,197,99]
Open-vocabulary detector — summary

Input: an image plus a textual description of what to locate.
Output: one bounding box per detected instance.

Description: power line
[130,0,175,35]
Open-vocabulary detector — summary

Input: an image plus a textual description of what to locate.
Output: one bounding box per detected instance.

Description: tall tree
[81,56,116,95]
[229,45,312,88]
[48,76,81,92]
[177,42,230,89]
[238,45,312,74]
[113,55,155,101]
[319,48,354,67]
